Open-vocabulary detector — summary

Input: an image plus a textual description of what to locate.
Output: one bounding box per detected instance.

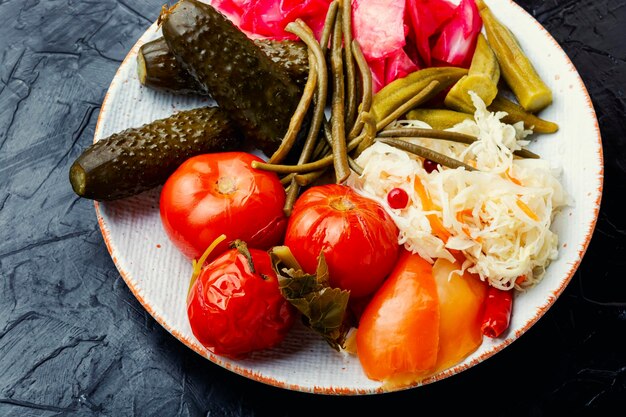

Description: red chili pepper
[480,286,513,338]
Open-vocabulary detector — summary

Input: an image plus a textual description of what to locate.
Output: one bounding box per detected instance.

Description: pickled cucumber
[161,0,302,156]
[69,107,241,201]
[137,37,310,95]
[137,37,202,95]
[256,39,309,89]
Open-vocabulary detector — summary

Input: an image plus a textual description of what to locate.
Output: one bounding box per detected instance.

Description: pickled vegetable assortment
[69,0,569,388]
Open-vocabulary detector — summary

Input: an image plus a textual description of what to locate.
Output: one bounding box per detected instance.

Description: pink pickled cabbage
[384,49,420,89]
[431,0,482,67]
[210,0,332,40]
[352,0,407,61]
[352,0,481,91]
[352,0,418,92]
[210,0,482,90]
[405,0,456,67]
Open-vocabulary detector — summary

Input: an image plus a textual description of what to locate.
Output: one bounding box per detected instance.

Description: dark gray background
[1,0,625,416]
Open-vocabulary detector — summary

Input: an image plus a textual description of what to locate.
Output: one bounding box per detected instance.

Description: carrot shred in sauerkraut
[348,92,571,291]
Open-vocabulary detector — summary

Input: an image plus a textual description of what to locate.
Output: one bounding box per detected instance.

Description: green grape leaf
[270,246,351,351]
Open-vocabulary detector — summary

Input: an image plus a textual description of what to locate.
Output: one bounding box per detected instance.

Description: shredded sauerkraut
[347,92,571,291]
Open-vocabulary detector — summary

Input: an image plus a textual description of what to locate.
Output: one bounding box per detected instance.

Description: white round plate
[93,0,603,394]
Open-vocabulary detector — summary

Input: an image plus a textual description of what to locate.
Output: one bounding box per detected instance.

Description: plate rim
[92,0,604,395]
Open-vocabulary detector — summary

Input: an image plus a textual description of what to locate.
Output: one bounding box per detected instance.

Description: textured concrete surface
[1,0,625,416]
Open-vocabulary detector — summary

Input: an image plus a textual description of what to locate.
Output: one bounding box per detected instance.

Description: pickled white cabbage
[348,92,570,290]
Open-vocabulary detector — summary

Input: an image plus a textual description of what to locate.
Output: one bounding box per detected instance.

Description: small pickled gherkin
[137,37,310,95]
[69,107,241,201]
[160,0,302,157]
[444,33,500,113]
[476,0,552,113]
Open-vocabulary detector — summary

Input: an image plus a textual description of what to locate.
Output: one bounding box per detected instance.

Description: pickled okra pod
[160,0,303,157]
[406,98,557,134]
[137,37,310,95]
[488,95,559,133]
[375,80,441,132]
[370,67,468,126]
[444,33,500,113]
[476,0,553,113]
[406,108,473,130]
[69,107,241,201]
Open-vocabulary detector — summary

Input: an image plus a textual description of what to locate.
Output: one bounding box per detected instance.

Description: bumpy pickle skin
[137,37,310,95]
[69,107,241,201]
[160,0,302,157]
[444,33,500,113]
[137,37,202,95]
[255,39,309,89]
[476,0,553,113]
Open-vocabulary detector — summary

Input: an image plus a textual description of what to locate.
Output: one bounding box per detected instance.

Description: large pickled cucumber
[255,39,309,88]
[69,107,241,201]
[137,37,310,95]
[160,0,302,156]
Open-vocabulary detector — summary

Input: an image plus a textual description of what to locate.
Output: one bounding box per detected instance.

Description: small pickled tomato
[387,188,409,209]
[423,159,440,173]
